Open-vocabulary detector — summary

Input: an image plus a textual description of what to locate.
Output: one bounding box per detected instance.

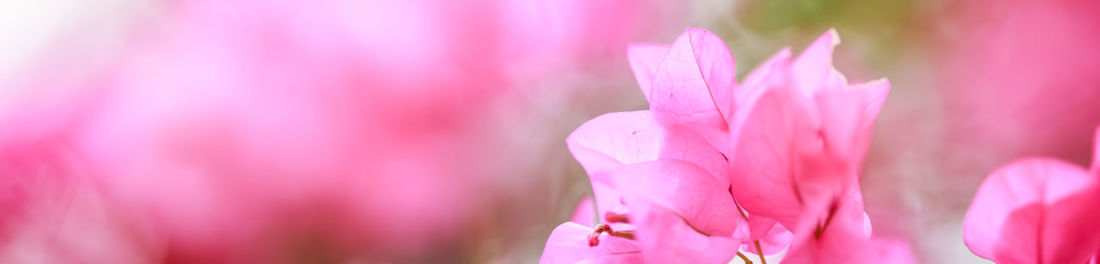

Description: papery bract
[781,195,911,264]
[648,28,735,127]
[728,29,889,240]
[541,221,641,264]
[963,158,1100,264]
[548,27,908,264]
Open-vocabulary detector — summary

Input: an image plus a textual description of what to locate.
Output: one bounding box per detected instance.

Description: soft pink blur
[0,0,683,262]
[939,0,1100,166]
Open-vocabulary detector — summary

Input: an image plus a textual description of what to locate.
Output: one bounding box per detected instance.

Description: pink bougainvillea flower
[963,143,1100,263]
[541,160,741,264]
[728,29,890,241]
[550,27,909,263]
[567,29,742,227]
[562,28,745,256]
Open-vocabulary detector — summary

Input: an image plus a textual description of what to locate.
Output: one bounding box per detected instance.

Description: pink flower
[728,29,889,237]
[2,0,683,262]
[541,160,741,263]
[548,27,911,263]
[962,126,1100,264]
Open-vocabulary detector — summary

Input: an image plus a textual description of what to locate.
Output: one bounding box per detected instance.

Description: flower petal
[570,196,597,227]
[729,84,819,229]
[740,222,793,255]
[791,29,845,94]
[566,110,730,187]
[736,47,792,114]
[628,199,741,263]
[782,199,911,264]
[962,158,1100,264]
[627,43,672,100]
[815,78,890,170]
[566,110,663,178]
[818,78,884,168]
[649,28,734,128]
[540,222,641,264]
[604,160,741,236]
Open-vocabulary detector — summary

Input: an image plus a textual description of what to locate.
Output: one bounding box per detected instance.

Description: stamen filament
[736,252,754,264]
[754,240,767,264]
[605,211,631,223]
[587,224,635,247]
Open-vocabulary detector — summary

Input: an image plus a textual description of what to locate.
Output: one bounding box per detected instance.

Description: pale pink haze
[962,126,1100,264]
[0,0,675,262]
[543,27,912,263]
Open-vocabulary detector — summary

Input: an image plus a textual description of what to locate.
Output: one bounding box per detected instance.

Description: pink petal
[540,222,641,264]
[566,110,663,178]
[604,160,741,236]
[814,79,890,170]
[782,199,912,264]
[963,158,1100,264]
[729,84,820,229]
[740,222,793,255]
[736,47,792,113]
[628,199,741,263]
[590,182,633,231]
[660,124,731,187]
[569,196,597,227]
[566,110,730,188]
[791,29,845,94]
[649,28,734,128]
[627,43,672,100]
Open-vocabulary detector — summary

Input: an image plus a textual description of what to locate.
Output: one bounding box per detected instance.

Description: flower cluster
[541,28,913,263]
[963,127,1100,264]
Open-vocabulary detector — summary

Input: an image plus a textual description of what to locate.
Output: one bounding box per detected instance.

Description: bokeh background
[1,0,1099,263]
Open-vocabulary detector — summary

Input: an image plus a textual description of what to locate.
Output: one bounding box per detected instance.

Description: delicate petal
[569,196,597,227]
[660,124,730,187]
[729,84,819,229]
[963,158,1100,264]
[628,199,741,263]
[566,110,730,187]
[782,199,912,264]
[590,182,633,231]
[604,160,741,236]
[736,47,792,114]
[566,111,663,178]
[815,79,890,169]
[627,43,672,100]
[540,222,641,264]
[741,222,793,255]
[649,28,734,128]
[791,29,845,94]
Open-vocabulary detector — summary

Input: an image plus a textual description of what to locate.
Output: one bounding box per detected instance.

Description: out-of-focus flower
[0,0,680,262]
[545,27,911,263]
[939,0,1100,168]
[962,127,1100,264]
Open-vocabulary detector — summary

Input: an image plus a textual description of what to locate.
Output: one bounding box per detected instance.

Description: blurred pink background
[1,0,1098,263]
